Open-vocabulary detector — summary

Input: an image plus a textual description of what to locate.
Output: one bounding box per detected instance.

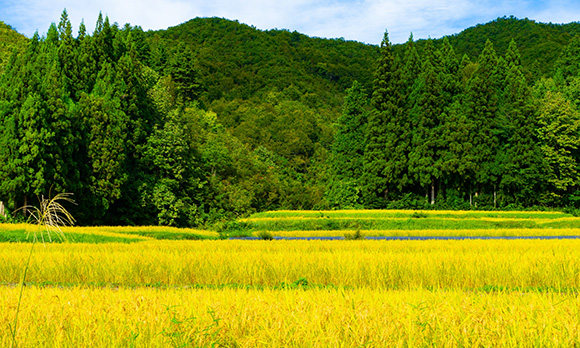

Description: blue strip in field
[230,236,580,241]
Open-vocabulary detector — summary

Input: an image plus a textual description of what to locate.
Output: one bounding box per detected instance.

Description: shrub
[257,231,274,240]
[411,211,428,219]
[344,229,364,240]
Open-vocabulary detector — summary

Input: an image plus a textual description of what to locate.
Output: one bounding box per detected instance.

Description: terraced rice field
[1,210,580,347]
[242,209,580,238]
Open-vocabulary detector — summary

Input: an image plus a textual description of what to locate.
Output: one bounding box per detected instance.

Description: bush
[257,231,274,240]
[344,229,364,240]
[410,211,428,219]
[563,206,580,217]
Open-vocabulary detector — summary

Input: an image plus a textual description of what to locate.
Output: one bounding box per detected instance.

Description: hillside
[3,16,579,95]
[419,16,580,78]
[145,16,580,107]
[147,17,379,106]
[0,21,27,73]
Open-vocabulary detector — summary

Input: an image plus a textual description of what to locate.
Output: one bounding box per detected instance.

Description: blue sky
[1,0,580,44]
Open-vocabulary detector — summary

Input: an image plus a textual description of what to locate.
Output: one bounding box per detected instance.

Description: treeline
[328,32,580,209]
[2,11,580,226]
[0,11,325,225]
[0,11,372,226]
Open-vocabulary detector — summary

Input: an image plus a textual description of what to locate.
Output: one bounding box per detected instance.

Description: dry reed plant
[9,193,75,348]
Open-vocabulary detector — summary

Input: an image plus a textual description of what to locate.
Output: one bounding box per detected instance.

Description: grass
[9,192,75,348]
[1,239,580,290]
[1,286,579,347]
[3,209,579,241]
[2,209,580,346]
[256,230,274,240]
[249,209,571,219]
[239,209,580,236]
[241,216,564,231]
[0,224,219,243]
[257,228,580,238]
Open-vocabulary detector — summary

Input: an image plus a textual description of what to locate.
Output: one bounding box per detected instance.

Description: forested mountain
[144,18,379,182]
[147,17,379,105]
[0,21,28,73]
[2,12,580,227]
[424,16,580,79]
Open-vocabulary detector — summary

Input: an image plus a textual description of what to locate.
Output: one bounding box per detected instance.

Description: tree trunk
[23,195,27,217]
[469,187,472,206]
[494,187,497,209]
[430,181,435,205]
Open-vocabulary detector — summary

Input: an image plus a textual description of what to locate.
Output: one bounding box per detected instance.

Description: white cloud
[1,0,580,44]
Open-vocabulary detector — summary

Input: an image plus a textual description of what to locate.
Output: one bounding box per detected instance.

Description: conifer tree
[76,20,97,96]
[463,40,502,203]
[408,40,443,204]
[554,35,580,84]
[438,37,460,107]
[57,9,79,100]
[77,88,129,220]
[166,43,201,104]
[364,30,405,206]
[327,80,369,208]
[40,58,77,194]
[537,88,580,203]
[499,40,544,205]
[401,34,421,99]
[438,100,476,204]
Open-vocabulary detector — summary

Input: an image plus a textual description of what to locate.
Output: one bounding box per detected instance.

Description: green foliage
[413,16,580,79]
[327,81,369,208]
[257,230,274,240]
[148,17,378,104]
[344,229,364,240]
[536,88,580,202]
[0,21,27,74]
[363,31,407,206]
[4,12,580,225]
[410,211,428,219]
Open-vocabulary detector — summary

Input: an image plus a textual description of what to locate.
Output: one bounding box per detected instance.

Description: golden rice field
[1,209,580,347]
[1,287,579,347]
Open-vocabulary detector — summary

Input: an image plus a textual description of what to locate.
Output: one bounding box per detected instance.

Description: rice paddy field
[1,210,580,347]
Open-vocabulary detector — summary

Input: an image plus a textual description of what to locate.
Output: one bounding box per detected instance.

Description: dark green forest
[2,11,580,226]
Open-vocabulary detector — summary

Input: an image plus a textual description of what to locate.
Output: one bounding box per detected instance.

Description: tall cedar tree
[499,40,545,205]
[364,30,406,206]
[463,40,502,202]
[436,38,471,199]
[327,80,369,208]
[537,86,580,203]
[166,43,201,104]
[408,40,444,204]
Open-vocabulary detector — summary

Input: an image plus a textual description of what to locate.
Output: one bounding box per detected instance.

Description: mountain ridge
[3,15,580,80]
